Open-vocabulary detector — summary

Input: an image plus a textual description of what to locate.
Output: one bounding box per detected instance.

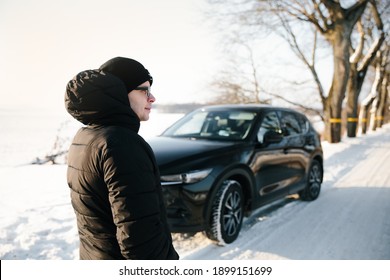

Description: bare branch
[369,0,384,30]
[263,89,324,119]
[345,0,369,25]
[357,0,385,71]
[358,36,385,72]
[311,0,331,30]
[275,11,327,107]
[350,20,365,64]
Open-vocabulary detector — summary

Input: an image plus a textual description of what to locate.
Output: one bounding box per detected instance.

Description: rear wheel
[300,159,322,201]
[206,180,244,245]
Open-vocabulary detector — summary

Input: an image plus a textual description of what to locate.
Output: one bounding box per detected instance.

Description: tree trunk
[359,94,375,134]
[346,66,360,137]
[369,97,379,131]
[369,48,388,131]
[326,30,351,143]
[360,56,383,133]
[376,72,389,129]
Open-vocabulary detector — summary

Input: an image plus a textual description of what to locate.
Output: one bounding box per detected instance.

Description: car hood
[147,136,242,167]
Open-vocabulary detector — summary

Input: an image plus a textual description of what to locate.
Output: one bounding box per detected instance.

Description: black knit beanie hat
[99,57,153,92]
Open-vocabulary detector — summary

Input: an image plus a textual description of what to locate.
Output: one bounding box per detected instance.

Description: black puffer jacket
[65,70,179,260]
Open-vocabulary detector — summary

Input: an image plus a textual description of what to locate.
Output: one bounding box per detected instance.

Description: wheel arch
[203,165,255,225]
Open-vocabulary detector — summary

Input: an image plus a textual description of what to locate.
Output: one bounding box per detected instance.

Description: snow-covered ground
[1,109,390,260]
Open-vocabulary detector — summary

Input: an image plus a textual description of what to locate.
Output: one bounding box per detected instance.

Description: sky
[0,0,221,114]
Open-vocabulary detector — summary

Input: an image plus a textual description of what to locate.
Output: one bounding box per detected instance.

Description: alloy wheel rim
[222,191,242,236]
[309,164,322,196]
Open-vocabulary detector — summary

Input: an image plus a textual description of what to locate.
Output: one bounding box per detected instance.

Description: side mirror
[263,130,283,144]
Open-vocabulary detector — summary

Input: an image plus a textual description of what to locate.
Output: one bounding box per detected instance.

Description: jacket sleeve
[102,137,178,259]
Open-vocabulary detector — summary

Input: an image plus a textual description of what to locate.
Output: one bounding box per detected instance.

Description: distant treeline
[154,103,205,114]
[154,102,323,116]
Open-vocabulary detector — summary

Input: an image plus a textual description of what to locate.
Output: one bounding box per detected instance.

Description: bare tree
[208,0,373,143]
[358,0,390,133]
[210,41,267,104]
[359,55,382,133]
[271,14,328,119]
[207,1,328,124]
[270,0,370,142]
[369,44,389,130]
[374,66,389,128]
[346,1,385,137]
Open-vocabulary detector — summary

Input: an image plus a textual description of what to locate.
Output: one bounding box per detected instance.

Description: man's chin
[141,115,150,122]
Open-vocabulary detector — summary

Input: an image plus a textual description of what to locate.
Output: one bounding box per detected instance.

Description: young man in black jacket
[65,57,179,260]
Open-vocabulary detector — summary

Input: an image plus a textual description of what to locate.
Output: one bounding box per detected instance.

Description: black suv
[148,105,323,244]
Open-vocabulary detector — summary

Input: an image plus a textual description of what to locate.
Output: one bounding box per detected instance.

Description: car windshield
[162,109,257,140]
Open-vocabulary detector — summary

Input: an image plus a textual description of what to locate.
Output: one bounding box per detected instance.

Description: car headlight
[161,169,212,185]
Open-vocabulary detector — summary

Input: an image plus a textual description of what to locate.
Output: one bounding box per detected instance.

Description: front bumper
[162,185,208,233]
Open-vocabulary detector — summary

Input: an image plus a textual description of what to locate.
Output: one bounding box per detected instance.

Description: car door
[249,110,291,206]
[277,110,309,194]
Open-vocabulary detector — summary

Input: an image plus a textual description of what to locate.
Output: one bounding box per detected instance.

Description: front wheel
[299,159,322,201]
[205,180,244,245]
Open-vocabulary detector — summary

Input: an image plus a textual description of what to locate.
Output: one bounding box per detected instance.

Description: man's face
[128,81,155,121]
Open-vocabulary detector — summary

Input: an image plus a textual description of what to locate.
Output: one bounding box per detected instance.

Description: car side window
[257,111,282,143]
[279,111,302,136]
[296,114,309,133]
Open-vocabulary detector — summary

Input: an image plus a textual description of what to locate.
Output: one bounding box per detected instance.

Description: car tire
[206,180,244,245]
[299,159,322,201]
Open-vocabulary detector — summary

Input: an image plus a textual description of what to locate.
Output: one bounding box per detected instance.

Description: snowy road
[174,126,390,260]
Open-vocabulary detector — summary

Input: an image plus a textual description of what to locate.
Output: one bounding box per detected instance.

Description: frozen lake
[0,108,182,167]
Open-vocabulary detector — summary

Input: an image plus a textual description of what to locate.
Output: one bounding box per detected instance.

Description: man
[65,57,179,260]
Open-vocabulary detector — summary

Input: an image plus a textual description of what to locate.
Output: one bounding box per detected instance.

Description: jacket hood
[65,69,140,132]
